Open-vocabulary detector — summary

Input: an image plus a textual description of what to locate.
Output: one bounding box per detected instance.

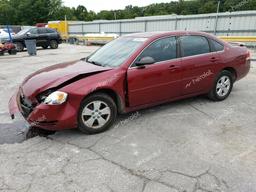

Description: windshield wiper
[87,59,103,66]
[82,57,106,67]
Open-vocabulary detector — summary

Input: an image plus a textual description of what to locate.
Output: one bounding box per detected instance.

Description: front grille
[19,90,34,118]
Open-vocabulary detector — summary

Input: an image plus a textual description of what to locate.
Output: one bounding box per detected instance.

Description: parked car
[9,31,250,134]
[11,27,62,52]
[0,29,14,42]
[2,28,15,34]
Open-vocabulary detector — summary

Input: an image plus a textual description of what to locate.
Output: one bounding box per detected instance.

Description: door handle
[210,57,218,62]
[168,65,179,71]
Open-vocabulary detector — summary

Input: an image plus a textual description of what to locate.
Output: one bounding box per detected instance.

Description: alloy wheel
[14,43,24,52]
[50,40,58,49]
[216,75,231,97]
[81,100,111,129]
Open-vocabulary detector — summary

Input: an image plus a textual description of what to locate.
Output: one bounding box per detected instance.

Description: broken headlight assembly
[43,91,68,105]
[37,90,68,105]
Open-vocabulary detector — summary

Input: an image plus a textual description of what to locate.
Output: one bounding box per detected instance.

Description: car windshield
[16,29,30,36]
[87,37,147,67]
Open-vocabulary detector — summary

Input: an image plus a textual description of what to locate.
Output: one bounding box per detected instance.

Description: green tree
[75,5,88,20]
[0,0,15,24]
[199,0,218,13]
[1,0,256,25]
[48,0,63,20]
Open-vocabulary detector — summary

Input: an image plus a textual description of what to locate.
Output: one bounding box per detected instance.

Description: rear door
[47,28,58,41]
[127,36,182,107]
[179,35,216,95]
[37,28,48,46]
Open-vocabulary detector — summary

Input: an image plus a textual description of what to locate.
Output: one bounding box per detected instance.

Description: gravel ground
[0,44,256,192]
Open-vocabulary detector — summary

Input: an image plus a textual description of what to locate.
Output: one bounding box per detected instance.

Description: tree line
[0,0,256,25]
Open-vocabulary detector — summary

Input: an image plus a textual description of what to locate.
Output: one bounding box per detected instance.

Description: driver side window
[29,28,38,34]
[136,36,177,64]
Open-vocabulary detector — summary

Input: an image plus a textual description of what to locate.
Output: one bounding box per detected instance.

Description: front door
[127,36,182,107]
[26,28,38,42]
[37,28,48,46]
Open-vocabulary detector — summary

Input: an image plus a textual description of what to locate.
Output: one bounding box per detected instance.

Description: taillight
[246,50,251,60]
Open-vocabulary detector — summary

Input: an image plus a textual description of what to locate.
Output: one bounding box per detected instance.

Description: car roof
[123,31,226,45]
[124,31,215,39]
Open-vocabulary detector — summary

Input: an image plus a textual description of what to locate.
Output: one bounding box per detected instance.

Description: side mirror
[135,56,155,67]
[26,32,31,36]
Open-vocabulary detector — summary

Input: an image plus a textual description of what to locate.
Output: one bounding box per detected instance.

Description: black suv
[11,27,62,52]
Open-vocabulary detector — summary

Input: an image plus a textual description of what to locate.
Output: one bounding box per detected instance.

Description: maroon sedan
[9,31,250,134]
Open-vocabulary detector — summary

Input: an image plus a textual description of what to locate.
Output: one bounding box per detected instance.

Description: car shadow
[47,95,209,137]
[0,95,210,144]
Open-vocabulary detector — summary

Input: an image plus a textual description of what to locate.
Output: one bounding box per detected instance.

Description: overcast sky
[63,0,173,13]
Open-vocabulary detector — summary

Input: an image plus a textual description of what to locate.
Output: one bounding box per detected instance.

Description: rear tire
[42,45,48,49]
[8,49,17,55]
[49,40,58,49]
[78,93,117,134]
[14,42,24,52]
[208,70,233,101]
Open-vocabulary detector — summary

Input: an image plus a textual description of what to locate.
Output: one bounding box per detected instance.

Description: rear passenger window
[47,28,56,33]
[137,37,177,63]
[180,35,210,57]
[38,28,48,34]
[209,39,224,52]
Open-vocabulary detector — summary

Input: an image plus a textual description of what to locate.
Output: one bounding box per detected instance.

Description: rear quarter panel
[223,45,250,81]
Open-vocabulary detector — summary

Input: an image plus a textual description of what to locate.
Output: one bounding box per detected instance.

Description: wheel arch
[221,67,237,82]
[83,88,126,114]
[14,41,26,48]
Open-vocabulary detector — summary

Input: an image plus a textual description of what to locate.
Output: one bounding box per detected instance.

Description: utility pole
[65,15,68,40]
[7,25,13,43]
[4,10,12,43]
[114,12,117,20]
[214,0,220,35]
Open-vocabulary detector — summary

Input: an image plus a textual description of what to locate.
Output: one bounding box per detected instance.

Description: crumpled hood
[21,60,112,99]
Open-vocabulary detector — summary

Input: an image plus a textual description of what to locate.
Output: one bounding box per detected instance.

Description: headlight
[43,91,68,105]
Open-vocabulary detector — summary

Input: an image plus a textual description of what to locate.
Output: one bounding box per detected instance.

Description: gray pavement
[0,45,99,144]
[0,44,256,192]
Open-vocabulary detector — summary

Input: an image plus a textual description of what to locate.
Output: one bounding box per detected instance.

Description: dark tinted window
[137,37,177,63]
[46,28,57,33]
[180,35,210,57]
[29,28,38,34]
[209,39,224,52]
[38,28,48,34]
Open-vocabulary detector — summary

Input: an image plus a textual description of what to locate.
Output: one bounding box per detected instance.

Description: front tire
[14,42,24,52]
[49,40,58,49]
[78,93,117,134]
[8,49,17,55]
[208,70,233,101]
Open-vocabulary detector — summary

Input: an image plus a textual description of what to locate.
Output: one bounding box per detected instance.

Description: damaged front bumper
[8,89,78,131]
[9,89,20,120]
